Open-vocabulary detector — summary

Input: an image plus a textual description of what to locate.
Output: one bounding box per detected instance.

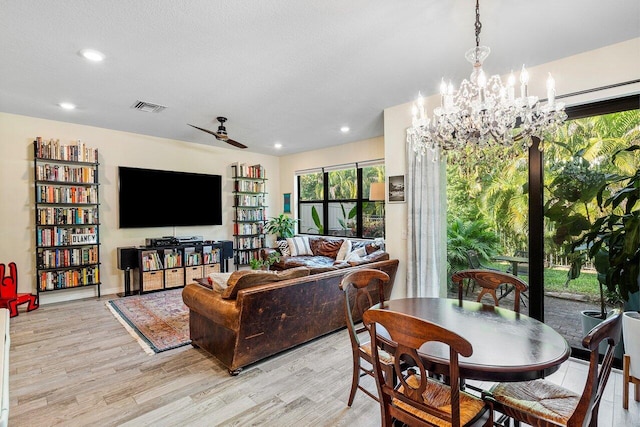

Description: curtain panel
[406,145,447,298]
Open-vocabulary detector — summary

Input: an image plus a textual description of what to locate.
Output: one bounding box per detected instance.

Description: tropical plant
[544,151,607,286]
[265,214,298,239]
[446,218,500,274]
[310,206,324,234]
[575,145,640,313]
[338,203,357,232]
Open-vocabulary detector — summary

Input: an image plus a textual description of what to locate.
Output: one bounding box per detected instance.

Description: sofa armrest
[182,283,240,331]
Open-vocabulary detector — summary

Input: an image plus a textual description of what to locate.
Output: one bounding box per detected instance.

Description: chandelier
[407,0,567,159]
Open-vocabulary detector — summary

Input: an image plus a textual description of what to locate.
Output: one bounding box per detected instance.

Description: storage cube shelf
[231,163,267,269]
[132,242,226,293]
[33,138,101,296]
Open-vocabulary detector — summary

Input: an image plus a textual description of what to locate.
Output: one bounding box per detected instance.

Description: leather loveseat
[182,258,399,375]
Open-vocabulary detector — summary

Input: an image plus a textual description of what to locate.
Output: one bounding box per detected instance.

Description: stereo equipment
[176,235,204,243]
[219,240,234,260]
[117,247,139,270]
[145,236,179,247]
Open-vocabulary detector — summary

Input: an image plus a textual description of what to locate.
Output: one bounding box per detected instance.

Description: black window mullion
[322,171,329,236]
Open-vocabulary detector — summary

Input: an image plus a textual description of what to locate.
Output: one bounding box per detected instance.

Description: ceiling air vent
[131,100,167,113]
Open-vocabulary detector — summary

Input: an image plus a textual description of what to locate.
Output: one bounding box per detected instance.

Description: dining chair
[339,268,392,406]
[363,308,493,427]
[487,309,623,427]
[452,269,528,314]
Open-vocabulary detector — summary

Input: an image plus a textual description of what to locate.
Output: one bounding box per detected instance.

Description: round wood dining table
[372,298,571,382]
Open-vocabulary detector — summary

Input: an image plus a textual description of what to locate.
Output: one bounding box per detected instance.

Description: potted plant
[249,252,281,270]
[576,145,640,313]
[572,146,640,356]
[265,214,298,239]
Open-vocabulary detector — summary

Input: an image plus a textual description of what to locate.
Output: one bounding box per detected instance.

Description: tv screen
[118,166,223,228]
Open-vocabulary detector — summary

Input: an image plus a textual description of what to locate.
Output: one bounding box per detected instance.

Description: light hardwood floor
[8,294,640,426]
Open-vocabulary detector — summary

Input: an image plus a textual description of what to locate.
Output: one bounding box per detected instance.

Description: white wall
[384,38,640,298]
[0,112,280,303]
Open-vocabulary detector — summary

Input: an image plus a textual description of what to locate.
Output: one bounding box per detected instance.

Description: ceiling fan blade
[225,139,248,149]
[188,123,222,138]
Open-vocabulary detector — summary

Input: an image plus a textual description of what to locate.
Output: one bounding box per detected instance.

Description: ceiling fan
[188,117,247,149]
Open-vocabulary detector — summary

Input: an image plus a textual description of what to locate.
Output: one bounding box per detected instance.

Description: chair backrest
[569,310,622,427]
[452,269,528,313]
[466,250,481,269]
[363,308,473,427]
[339,269,390,348]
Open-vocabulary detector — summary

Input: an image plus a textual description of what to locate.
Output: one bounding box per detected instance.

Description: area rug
[107,289,190,354]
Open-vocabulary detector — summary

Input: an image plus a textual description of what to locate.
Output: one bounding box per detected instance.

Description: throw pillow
[310,238,344,258]
[207,272,233,292]
[277,239,291,257]
[221,267,310,299]
[335,239,352,261]
[345,246,366,262]
[286,236,313,256]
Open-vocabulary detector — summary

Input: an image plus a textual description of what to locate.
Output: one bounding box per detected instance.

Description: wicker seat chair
[363,308,493,427]
[487,310,622,427]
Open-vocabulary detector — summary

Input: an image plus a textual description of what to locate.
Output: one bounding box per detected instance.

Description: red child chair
[0,262,38,317]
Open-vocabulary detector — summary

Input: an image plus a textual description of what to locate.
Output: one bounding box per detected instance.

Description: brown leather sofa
[261,236,389,273]
[182,258,399,375]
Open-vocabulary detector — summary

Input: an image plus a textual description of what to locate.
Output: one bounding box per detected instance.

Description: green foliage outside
[446,109,640,298]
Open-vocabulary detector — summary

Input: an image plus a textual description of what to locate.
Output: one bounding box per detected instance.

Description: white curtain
[406,145,447,298]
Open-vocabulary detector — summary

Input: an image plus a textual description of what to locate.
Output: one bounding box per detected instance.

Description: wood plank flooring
[8,294,640,426]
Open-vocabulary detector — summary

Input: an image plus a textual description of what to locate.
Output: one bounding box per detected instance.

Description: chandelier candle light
[408,0,567,159]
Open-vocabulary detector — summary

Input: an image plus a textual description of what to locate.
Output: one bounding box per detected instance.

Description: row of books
[236,236,264,250]
[164,251,182,268]
[37,246,99,269]
[36,227,97,247]
[141,251,163,271]
[35,137,98,163]
[37,185,98,204]
[235,249,261,266]
[39,266,99,291]
[37,207,98,225]
[234,222,263,235]
[235,194,265,207]
[232,163,265,179]
[203,247,221,264]
[36,164,97,183]
[235,180,265,193]
[235,208,265,221]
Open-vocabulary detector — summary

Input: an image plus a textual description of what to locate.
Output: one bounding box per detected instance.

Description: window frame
[296,161,385,239]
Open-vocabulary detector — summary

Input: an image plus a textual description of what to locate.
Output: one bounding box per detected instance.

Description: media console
[117,240,233,295]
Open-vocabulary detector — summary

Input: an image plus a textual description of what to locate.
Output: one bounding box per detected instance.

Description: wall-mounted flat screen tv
[118,166,223,228]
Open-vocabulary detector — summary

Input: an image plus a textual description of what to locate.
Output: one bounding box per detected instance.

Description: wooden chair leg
[624,354,630,410]
[347,354,360,407]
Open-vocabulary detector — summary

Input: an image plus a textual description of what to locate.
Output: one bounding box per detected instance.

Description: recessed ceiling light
[340,126,350,133]
[58,102,76,110]
[79,49,105,62]
[274,142,283,149]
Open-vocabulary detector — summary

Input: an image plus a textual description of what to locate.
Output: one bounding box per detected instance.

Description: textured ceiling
[1,0,638,155]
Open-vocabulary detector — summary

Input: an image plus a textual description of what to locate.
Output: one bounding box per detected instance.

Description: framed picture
[283,193,291,213]
[388,175,405,203]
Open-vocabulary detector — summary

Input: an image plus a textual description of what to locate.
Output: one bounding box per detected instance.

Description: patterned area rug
[107,289,190,354]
